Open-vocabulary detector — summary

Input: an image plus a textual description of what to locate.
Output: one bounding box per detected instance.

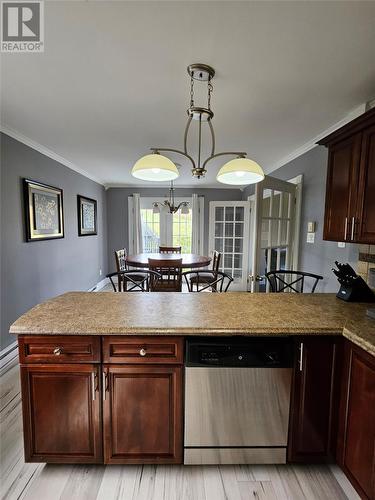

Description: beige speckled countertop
[10,292,375,356]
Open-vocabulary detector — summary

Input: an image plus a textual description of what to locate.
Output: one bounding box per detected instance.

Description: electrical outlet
[99,269,102,276]
[306,232,315,244]
[338,242,346,248]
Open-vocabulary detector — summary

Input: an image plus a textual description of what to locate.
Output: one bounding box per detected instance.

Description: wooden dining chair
[114,248,145,291]
[107,270,161,292]
[159,246,182,254]
[189,251,222,290]
[148,258,183,292]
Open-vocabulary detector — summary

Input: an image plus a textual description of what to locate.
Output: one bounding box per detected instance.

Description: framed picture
[23,179,64,241]
[77,195,97,236]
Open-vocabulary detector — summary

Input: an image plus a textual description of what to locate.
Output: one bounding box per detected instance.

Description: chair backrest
[159,246,182,254]
[148,258,182,291]
[265,270,324,293]
[183,270,233,293]
[107,270,161,292]
[114,249,127,272]
[211,251,221,272]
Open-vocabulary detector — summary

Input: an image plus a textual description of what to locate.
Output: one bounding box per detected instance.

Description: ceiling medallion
[132,64,265,185]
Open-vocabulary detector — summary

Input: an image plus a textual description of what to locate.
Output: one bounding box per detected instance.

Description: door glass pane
[215,207,224,221]
[224,238,233,252]
[225,207,234,221]
[224,254,233,268]
[235,206,244,221]
[234,254,242,269]
[225,224,234,237]
[235,223,244,237]
[215,222,224,238]
[234,238,243,253]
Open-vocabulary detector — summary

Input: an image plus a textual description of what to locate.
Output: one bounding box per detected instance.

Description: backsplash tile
[357,245,375,289]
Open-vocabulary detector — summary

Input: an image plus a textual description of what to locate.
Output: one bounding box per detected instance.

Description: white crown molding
[267,103,367,174]
[1,124,106,186]
[104,183,243,190]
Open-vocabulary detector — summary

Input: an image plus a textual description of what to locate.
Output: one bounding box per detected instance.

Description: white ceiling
[2,1,375,188]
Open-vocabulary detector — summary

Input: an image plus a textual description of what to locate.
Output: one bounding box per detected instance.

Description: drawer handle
[139,348,147,357]
[53,347,63,356]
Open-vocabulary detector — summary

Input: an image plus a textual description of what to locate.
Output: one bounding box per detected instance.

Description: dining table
[126,253,211,269]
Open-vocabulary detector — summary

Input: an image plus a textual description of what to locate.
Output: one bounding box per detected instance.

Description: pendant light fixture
[152,181,190,214]
[132,64,264,186]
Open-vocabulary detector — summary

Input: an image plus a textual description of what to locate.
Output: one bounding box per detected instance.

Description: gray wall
[106,187,243,272]
[0,133,108,350]
[243,146,358,292]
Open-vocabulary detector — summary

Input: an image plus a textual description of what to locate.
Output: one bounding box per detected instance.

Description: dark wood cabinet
[337,341,375,500]
[20,364,102,463]
[103,364,183,464]
[319,107,375,244]
[288,336,342,463]
[357,124,375,243]
[323,134,361,241]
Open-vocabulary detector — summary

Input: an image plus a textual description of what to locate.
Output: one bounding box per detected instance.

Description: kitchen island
[10,292,375,500]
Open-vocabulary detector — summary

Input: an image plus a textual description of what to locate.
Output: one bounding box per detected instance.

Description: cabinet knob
[53,347,63,356]
[139,348,147,357]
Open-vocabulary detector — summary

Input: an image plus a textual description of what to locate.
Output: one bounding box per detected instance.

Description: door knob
[53,347,63,356]
[139,348,147,357]
[250,275,263,282]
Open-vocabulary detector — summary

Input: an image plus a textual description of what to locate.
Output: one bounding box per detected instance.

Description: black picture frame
[77,195,97,236]
[23,178,64,242]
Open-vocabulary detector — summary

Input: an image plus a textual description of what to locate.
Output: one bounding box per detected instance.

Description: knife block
[336,276,375,302]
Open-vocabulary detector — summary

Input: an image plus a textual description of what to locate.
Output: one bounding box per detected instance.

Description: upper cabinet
[319,107,375,244]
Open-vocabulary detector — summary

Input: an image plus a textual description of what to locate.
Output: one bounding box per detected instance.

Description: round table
[126,253,211,269]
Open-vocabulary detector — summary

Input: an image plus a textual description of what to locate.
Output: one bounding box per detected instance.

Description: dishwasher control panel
[186,337,293,367]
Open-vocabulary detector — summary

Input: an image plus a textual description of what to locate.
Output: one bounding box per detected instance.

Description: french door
[208,201,251,291]
[140,197,193,253]
[250,176,301,292]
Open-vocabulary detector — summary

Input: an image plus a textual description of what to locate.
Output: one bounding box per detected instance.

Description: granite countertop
[10,292,375,356]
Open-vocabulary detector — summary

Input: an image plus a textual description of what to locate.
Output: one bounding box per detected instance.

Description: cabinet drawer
[103,336,184,364]
[18,336,101,364]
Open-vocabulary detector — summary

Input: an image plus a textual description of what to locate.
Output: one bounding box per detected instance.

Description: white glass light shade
[217,158,265,185]
[132,154,179,182]
[180,204,189,215]
[152,203,160,214]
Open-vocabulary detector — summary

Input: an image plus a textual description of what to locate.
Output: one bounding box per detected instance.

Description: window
[172,209,192,253]
[140,198,193,253]
[140,209,160,253]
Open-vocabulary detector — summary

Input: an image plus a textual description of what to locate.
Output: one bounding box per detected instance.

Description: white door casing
[209,201,251,291]
[250,176,302,292]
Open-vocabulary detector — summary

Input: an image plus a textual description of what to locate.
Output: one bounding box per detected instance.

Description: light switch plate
[307,232,315,243]
[307,221,316,233]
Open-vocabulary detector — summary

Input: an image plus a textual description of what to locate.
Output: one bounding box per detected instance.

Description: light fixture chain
[190,75,195,108]
[207,77,213,111]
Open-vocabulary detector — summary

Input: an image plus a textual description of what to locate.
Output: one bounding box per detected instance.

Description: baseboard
[88,277,109,292]
[329,465,361,500]
[0,341,19,376]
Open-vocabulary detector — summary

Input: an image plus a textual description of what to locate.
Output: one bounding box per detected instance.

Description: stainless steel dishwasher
[184,337,293,465]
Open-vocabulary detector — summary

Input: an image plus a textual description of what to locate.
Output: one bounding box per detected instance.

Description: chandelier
[152,181,189,214]
[132,64,265,185]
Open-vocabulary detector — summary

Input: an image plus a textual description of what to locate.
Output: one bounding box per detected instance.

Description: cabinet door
[288,337,342,463]
[337,342,375,500]
[20,364,102,463]
[356,124,375,243]
[103,365,182,464]
[323,134,361,242]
